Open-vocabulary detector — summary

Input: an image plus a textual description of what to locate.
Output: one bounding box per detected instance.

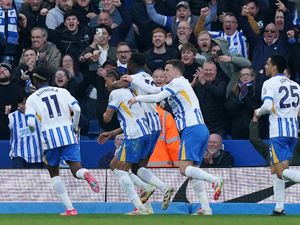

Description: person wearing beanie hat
[0,63,13,74]
[63,10,79,21]
[0,62,19,140]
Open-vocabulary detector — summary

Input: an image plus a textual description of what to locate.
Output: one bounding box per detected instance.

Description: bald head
[207,133,222,154]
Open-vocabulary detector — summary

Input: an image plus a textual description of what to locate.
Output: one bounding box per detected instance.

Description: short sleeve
[25,96,36,117]
[164,79,181,96]
[108,90,121,110]
[261,81,273,101]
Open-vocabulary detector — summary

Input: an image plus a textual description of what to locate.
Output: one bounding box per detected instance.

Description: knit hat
[64,10,78,21]
[0,62,12,73]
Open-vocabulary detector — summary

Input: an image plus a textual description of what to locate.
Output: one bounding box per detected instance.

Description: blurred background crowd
[1,0,300,144]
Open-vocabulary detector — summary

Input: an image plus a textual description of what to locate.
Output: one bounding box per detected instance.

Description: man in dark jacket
[48,10,94,61]
[193,61,227,137]
[201,133,233,168]
[0,63,20,140]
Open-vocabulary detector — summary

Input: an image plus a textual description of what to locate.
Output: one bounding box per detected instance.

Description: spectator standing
[145,28,178,72]
[29,27,61,69]
[192,61,227,137]
[145,0,217,39]
[172,21,197,51]
[80,24,116,71]
[195,11,248,58]
[18,0,50,49]
[225,67,261,139]
[73,0,98,27]
[48,10,94,61]
[195,30,213,65]
[95,1,132,47]
[46,0,73,30]
[181,42,201,83]
[116,42,131,75]
[210,38,252,98]
[0,63,19,140]
[0,0,19,65]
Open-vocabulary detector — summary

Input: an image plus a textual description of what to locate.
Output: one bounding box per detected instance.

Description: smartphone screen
[96,28,103,36]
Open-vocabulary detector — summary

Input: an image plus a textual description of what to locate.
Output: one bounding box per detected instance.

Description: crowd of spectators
[1,0,300,143]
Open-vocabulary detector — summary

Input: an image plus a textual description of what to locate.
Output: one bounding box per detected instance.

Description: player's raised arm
[131,89,172,105]
[122,74,162,94]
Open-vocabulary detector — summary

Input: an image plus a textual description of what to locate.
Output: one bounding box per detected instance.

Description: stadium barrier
[1,168,300,214]
[0,140,266,168]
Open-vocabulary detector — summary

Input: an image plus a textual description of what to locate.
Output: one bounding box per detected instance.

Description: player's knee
[277,171,283,180]
[179,167,186,176]
[70,170,77,178]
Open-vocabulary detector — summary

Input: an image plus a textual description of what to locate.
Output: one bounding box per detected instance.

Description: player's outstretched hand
[97,132,112,144]
[121,75,132,83]
[128,97,137,108]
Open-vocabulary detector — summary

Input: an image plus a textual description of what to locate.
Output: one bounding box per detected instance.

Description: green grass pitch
[0,215,300,225]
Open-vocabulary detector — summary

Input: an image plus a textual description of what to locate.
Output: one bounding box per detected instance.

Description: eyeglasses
[117,51,131,54]
[264,29,276,33]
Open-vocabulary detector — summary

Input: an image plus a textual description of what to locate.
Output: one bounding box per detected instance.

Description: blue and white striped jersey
[25,86,80,150]
[108,88,151,139]
[164,76,205,130]
[130,71,162,132]
[261,75,300,138]
[8,110,43,163]
[136,76,205,131]
[209,30,248,58]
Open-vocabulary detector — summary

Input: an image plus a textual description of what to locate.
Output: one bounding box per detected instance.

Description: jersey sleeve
[64,90,81,129]
[25,96,36,118]
[108,90,121,110]
[261,81,274,101]
[25,96,37,129]
[65,90,80,110]
[131,74,161,94]
[8,113,13,129]
[136,89,172,103]
[164,79,182,96]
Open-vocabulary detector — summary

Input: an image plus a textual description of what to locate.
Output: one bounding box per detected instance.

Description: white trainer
[192,208,213,216]
[161,186,175,210]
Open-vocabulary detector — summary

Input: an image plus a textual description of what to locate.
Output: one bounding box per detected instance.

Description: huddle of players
[22,52,224,216]
[98,53,224,215]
